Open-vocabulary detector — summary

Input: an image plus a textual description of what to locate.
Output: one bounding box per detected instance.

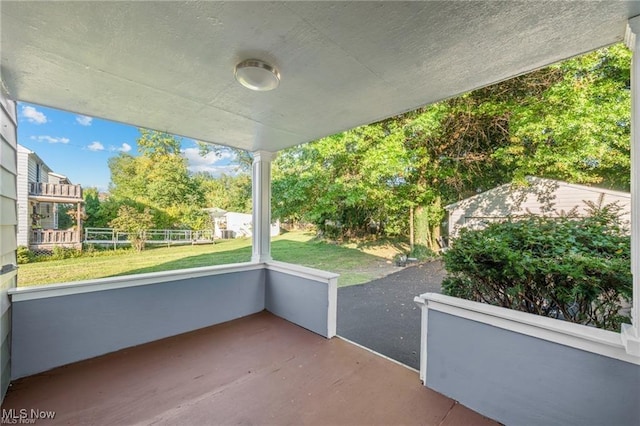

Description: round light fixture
[234,59,280,91]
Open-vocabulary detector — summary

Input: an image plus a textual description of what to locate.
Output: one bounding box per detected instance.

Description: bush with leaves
[50,246,83,260]
[17,246,35,264]
[109,206,155,252]
[442,203,631,331]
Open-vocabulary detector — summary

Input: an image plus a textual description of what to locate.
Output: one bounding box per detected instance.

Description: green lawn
[17,231,398,288]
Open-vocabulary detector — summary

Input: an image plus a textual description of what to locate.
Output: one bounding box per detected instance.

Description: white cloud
[88,141,105,151]
[76,115,93,126]
[32,135,69,144]
[216,150,235,161]
[195,164,242,176]
[182,147,240,176]
[108,143,132,152]
[21,106,48,124]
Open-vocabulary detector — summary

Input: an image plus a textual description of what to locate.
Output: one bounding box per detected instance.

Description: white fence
[84,228,215,247]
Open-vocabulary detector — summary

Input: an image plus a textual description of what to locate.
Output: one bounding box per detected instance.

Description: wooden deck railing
[31,229,80,245]
[29,182,83,199]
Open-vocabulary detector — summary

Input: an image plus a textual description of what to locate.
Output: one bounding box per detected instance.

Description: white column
[251,150,274,263]
[622,17,640,356]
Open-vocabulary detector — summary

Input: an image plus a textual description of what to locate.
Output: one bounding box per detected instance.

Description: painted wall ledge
[415,292,640,365]
[266,261,340,283]
[9,262,264,302]
[8,260,340,302]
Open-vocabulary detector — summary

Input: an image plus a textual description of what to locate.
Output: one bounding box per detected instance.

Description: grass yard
[17,231,404,288]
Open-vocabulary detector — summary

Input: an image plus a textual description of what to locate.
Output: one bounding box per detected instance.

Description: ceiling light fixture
[234,59,280,91]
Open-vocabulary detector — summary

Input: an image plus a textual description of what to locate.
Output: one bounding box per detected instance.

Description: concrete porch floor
[1,311,497,425]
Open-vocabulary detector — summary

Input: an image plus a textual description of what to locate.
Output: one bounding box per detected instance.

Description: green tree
[172,204,213,231]
[109,206,155,252]
[196,173,251,213]
[273,122,409,239]
[271,44,631,249]
[107,153,148,202]
[492,43,631,190]
[56,204,75,229]
[83,187,106,228]
[81,189,127,229]
[107,130,207,229]
[137,128,182,157]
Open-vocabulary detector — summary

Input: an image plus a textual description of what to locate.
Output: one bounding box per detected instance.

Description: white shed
[223,212,280,239]
[205,208,280,239]
[445,177,631,239]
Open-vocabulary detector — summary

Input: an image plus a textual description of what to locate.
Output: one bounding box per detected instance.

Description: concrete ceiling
[2,1,640,152]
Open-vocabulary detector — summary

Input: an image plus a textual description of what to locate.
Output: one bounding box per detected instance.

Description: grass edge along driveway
[17,231,402,288]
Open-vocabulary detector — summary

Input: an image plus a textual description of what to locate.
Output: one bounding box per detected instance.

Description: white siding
[447,177,631,238]
[0,88,17,401]
[28,156,36,183]
[225,212,253,237]
[16,146,61,243]
[15,146,29,247]
[48,173,61,184]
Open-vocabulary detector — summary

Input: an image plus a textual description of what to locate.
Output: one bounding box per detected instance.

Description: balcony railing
[31,229,80,246]
[28,182,82,199]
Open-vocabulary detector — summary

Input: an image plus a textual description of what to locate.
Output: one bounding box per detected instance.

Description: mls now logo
[1,409,56,424]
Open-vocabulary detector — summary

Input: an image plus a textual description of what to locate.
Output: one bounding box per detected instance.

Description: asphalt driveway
[337,260,445,370]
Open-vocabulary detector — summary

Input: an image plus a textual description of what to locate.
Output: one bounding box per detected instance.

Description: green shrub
[17,246,35,264]
[50,246,83,260]
[442,204,631,332]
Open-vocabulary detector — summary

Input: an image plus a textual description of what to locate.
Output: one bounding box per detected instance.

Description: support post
[251,151,274,263]
[623,17,640,356]
[77,201,82,248]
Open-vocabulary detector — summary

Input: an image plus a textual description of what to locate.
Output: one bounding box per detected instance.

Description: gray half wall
[265,270,328,337]
[11,269,265,379]
[426,310,640,426]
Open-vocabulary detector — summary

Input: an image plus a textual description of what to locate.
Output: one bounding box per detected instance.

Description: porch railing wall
[8,262,339,379]
[266,262,338,338]
[10,265,266,379]
[415,293,640,426]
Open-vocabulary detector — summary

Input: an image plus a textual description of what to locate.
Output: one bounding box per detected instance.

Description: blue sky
[17,102,240,191]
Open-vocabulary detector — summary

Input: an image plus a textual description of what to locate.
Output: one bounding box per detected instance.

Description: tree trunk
[415,197,444,252]
[414,206,432,250]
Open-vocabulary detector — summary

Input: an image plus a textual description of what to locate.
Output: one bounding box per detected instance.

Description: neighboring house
[445,176,631,238]
[16,144,84,250]
[205,208,280,239]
